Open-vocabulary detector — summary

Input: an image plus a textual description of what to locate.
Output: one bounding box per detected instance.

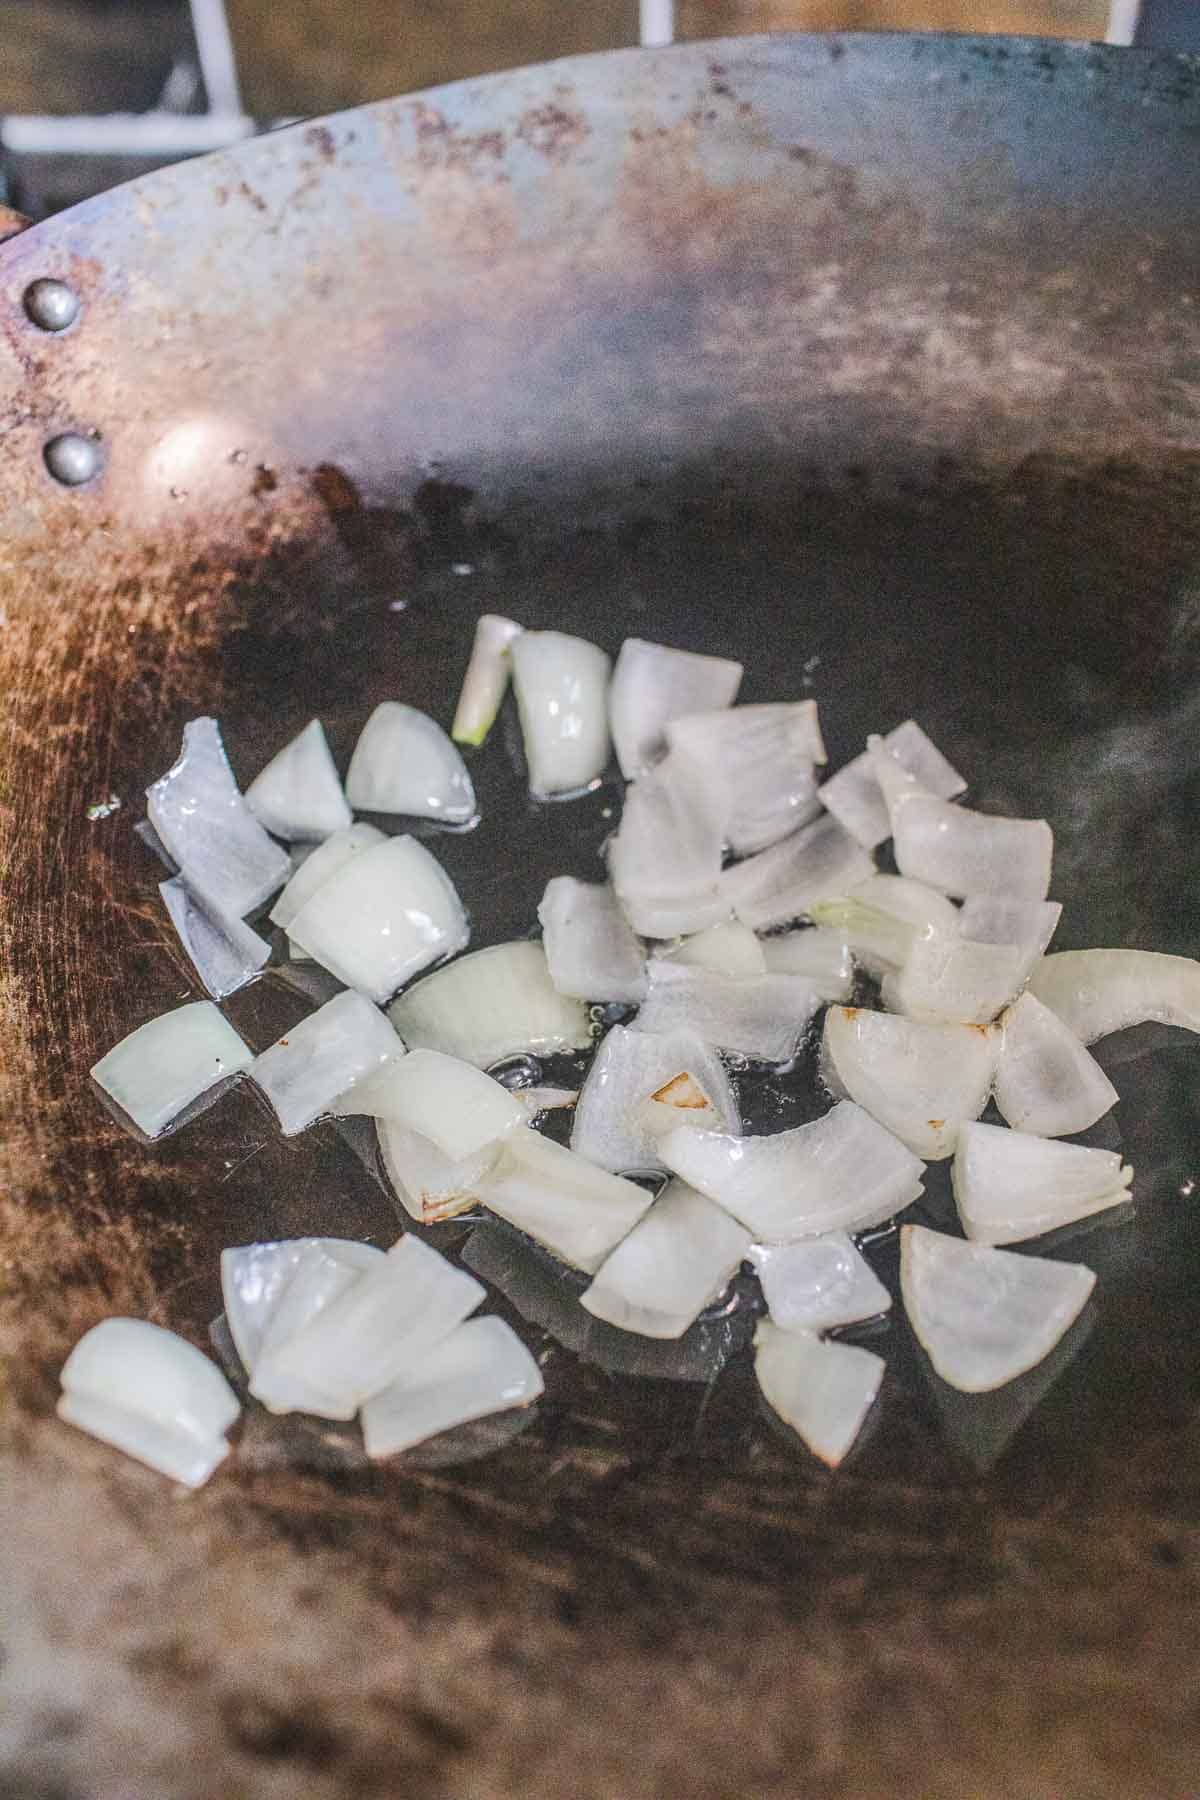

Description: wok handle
[0,205,30,244]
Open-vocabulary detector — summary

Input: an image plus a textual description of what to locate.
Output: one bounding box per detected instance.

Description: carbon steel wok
[2,33,1199,1800]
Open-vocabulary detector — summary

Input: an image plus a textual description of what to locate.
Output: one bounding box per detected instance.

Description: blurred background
[0,0,1186,217]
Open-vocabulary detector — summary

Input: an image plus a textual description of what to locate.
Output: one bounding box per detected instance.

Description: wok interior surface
[1,34,1199,1800]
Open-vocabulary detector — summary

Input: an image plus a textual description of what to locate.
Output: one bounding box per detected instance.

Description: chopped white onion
[511,630,611,797]
[146,717,291,918]
[994,993,1118,1138]
[810,874,960,979]
[377,1118,500,1224]
[616,887,734,941]
[252,989,404,1135]
[570,1023,739,1173]
[609,637,742,779]
[637,1070,722,1140]
[660,1100,925,1241]
[452,614,523,746]
[900,1223,1096,1392]
[876,744,1053,901]
[608,751,726,904]
[758,928,854,1001]
[481,1127,655,1272]
[818,719,966,849]
[513,1086,578,1120]
[362,1314,544,1459]
[389,940,591,1067]
[345,702,476,823]
[249,1234,484,1419]
[581,1179,752,1338]
[667,702,823,854]
[821,1006,998,1160]
[953,1120,1132,1245]
[159,876,271,1000]
[750,1233,891,1334]
[288,834,469,1003]
[269,822,385,930]
[56,1391,232,1489]
[333,1047,522,1159]
[664,920,766,977]
[245,718,352,842]
[635,961,823,1061]
[753,1320,884,1468]
[720,813,875,933]
[91,1000,253,1138]
[1029,948,1200,1044]
[537,877,646,1003]
[958,895,1062,963]
[61,1316,240,1442]
[221,1239,308,1373]
[885,931,1036,1027]
[254,1239,383,1366]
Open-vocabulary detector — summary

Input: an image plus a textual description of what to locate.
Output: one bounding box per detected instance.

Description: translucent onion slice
[159,875,271,1000]
[1029,948,1200,1044]
[513,1086,579,1121]
[885,930,1035,1027]
[821,1005,998,1160]
[635,962,823,1061]
[750,1233,891,1334]
[146,717,291,918]
[608,751,726,903]
[636,1071,720,1141]
[609,636,742,779]
[252,989,404,1135]
[571,1023,739,1173]
[61,1316,240,1443]
[221,1239,308,1372]
[377,1118,501,1224]
[660,1101,925,1241]
[344,702,476,822]
[666,702,824,854]
[753,1320,885,1468]
[249,1234,484,1419]
[664,920,766,977]
[91,1000,253,1138]
[758,928,854,1001]
[452,614,523,746]
[720,814,875,933]
[900,1223,1096,1392]
[481,1127,655,1272]
[878,751,1053,901]
[254,1240,383,1366]
[288,834,469,1004]
[994,993,1118,1138]
[362,1315,544,1459]
[55,1391,231,1489]
[617,887,733,941]
[581,1179,752,1338]
[332,1047,522,1159]
[537,877,646,1003]
[953,1120,1132,1245]
[818,719,966,849]
[511,630,612,797]
[245,718,352,842]
[810,873,960,979]
[958,896,1062,963]
[269,822,385,930]
[388,940,591,1067]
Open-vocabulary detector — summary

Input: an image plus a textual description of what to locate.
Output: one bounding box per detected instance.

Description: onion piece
[146,717,291,918]
[958,896,1062,962]
[570,1023,739,1174]
[513,1086,578,1120]
[452,614,523,746]
[254,1240,383,1364]
[61,1316,240,1442]
[245,718,352,842]
[220,1239,308,1373]
[994,993,1118,1138]
[581,1179,752,1338]
[874,744,1053,900]
[664,921,766,977]
[55,1391,232,1488]
[608,751,726,904]
[753,1320,884,1468]
[249,1234,484,1420]
[810,874,960,979]
[660,1100,925,1241]
[720,814,875,932]
[333,1047,522,1159]
[900,1223,1096,1392]
[511,630,611,797]
[750,1233,891,1334]
[758,928,854,1001]
[953,1120,1132,1245]
[288,834,469,1003]
[377,1118,500,1224]
[252,989,404,1135]
[269,822,385,930]
[91,999,252,1138]
[818,719,966,849]
[666,702,823,853]
[481,1127,655,1272]
[821,1006,998,1160]
[1029,948,1200,1043]
[361,1315,544,1459]
[635,962,823,1061]
[537,877,646,1003]
[159,876,271,1000]
[885,931,1035,1027]
[609,637,742,779]
[388,940,591,1067]
[637,1070,718,1139]
[345,702,476,823]
[616,887,734,941]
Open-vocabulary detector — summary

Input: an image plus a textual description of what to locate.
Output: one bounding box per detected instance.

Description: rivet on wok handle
[24,279,80,333]
[44,434,103,486]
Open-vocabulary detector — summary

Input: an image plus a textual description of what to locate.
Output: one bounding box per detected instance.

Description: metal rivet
[24,278,81,333]
[44,433,103,486]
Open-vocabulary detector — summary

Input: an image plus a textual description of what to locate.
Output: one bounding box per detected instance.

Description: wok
[2,33,1199,1800]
